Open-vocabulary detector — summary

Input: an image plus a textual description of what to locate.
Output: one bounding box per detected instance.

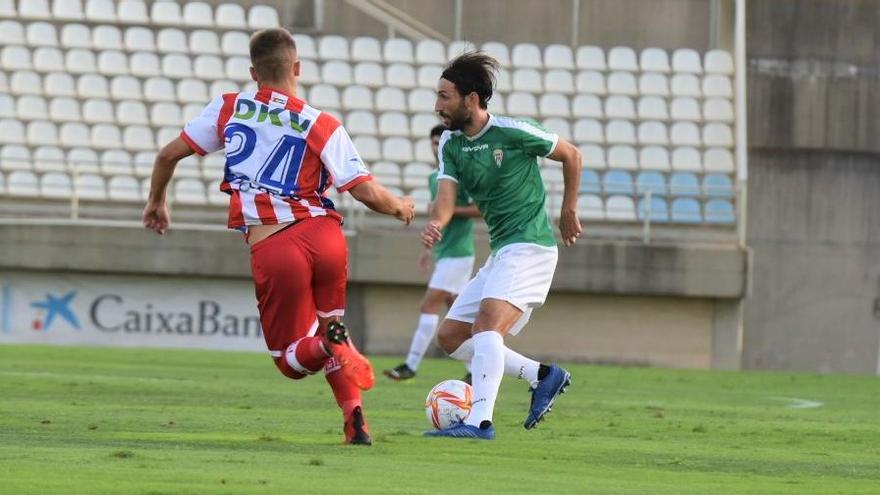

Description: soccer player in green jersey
[422,52,583,440]
[384,125,481,383]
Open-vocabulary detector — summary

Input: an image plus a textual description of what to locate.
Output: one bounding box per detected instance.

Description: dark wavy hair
[441,51,499,109]
[430,124,447,139]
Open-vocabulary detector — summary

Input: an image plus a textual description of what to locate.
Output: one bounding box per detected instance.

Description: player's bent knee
[273,358,309,380]
[436,325,466,354]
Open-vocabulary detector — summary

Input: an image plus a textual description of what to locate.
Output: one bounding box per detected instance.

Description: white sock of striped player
[404,313,439,371]
[449,338,539,387]
[465,331,505,428]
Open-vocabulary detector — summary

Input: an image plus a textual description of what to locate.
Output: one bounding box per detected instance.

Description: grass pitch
[0,345,878,494]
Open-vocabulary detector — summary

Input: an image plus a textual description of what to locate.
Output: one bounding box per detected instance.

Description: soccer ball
[425,379,472,430]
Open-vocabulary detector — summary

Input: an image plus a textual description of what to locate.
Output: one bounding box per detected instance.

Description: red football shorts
[249,216,348,372]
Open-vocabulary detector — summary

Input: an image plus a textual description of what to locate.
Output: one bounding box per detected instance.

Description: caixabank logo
[0,285,81,333]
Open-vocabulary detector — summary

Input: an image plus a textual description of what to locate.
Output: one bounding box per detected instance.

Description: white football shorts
[428,256,475,295]
[445,242,558,336]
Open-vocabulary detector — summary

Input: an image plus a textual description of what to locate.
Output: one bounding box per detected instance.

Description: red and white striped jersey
[180,86,372,232]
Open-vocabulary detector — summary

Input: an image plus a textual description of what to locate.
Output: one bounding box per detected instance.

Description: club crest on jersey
[493,148,503,167]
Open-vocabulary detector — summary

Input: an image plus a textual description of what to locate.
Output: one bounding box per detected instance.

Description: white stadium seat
[122,125,154,151]
[320,36,350,61]
[386,64,416,89]
[704,148,735,173]
[190,30,221,55]
[671,97,702,122]
[638,96,668,121]
[702,75,733,98]
[53,0,83,20]
[487,94,505,114]
[248,5,280,29]
[0,95,13,119]
[670,122,701,146]
[382,137,414,163]
[27,22,58,47]
[413,137,434,163]
[100,149,132,175]
[7,171,39,197]
[3,46,32,70]
[59,123,91,147]
[225,57,252,82]
[133,151,156,177]
[579,144,605,169]
[0,145,30,171]
[45,73,75,97]
[183,1,213,27]
[671,74,701,97]
[20,0,50,19]
[513,68,542,93]
[640,48,670,73]
[506,92,538,117]
[85,0,115,22]
[27,120,59,146]
[607,72,638,96]
[33,47,64,73]
[194,55,224,80]
[410,113,439,138]
[638,121,669,145]
[75,174,107,200]
[116,100,149,126]
[9,71,43,95]
[111,76,142,100]
[353,62,384,87]
[639,146,671,171]
[371,161,401,186]
[352,136,381,161]
[512,43,542,68]
[61,24,91,49]
[605,120,636,145]
[162,53,193,78]
[576,71,606,95]
[16,95,48,121]
[351,37,382,63]
[705,50,734,75]
[144,77,176,102]
[322,60,353,86]
[93,25,122,50]
[0,73,6,93]
[579,194,604,220]
[309,84,341,109]
[542,117,571,141]
[417,65,442,89]
[482,41,511,67]
[209,80,238,96]
[539,94,570,118]
[376,87,407,112]
[576,45,606,71]
[407,88,434,113]
[182,103,203,123]
[573,119,603,144]
[130,52,161,78]
[125,27,155,52]
[0,0,13,16]
[672,48,703,74]
[173,178,207,205]
[544,69,574,94]
[703,98,734,122]
[639,73,669,97]
[82,99,114,124]
[572,94,603,119]
[0,120,25,144]
[117,0,148,23]
[98,51,128,76]
[49,97,81,122]
[416,39,446,65]
[384,38,414,64]
[155,126,180,149]
[342,85,374,111]
[66,48,96,74]
[221,31,249,56]
[672,147,702,171]
[151,1,182,25]
[703,123,734,147]
[605,196,636,221]
[108,175,141,202]
[403,162,433,188]
[608,46,638,72]
[378,112,409,137]
[293,34,317,60]
[605,96,636,120]
[544,44,574,70]
[33,146,66,172]
[0,20,24,45]
[215,3,246,29]
[495,68,512,92]
[607,145,637,170]
[345,110,377,136]
[157,29,188,54]
[447,40,476,60]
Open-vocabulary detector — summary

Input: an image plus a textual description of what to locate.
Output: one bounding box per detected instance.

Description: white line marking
[771,397,824,409]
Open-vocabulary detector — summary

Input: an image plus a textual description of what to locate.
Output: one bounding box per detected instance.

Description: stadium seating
[0,3,737,227]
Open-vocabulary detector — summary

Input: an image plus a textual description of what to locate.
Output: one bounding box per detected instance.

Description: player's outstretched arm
[143,137,195,235]
[421,179,457,248]
[547,138,583,246]
[349,180,415,225]
[453,204,481,218]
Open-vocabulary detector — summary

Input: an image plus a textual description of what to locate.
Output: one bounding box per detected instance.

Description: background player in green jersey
[421,52,583,440]
[384,125,481,383]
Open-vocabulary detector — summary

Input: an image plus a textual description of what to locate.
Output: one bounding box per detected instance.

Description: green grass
[0,345,878,494]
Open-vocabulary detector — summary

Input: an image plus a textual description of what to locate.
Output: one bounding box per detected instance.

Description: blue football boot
[424,423,495,440]
[524,365,571,429]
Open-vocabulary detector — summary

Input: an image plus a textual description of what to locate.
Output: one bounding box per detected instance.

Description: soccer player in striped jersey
[143,28,415,445]
[383,124,480,383]
[422,52,582,440]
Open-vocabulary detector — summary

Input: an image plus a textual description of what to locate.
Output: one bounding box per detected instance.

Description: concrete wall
[0,223,747,369]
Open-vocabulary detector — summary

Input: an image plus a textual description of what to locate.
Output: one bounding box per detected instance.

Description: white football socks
[404,313,439,371]
[449,337,540,388]
[466,331,505,427]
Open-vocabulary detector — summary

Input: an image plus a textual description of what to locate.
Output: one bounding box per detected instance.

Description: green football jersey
[428,169,475,260]
[437,115,557,252]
